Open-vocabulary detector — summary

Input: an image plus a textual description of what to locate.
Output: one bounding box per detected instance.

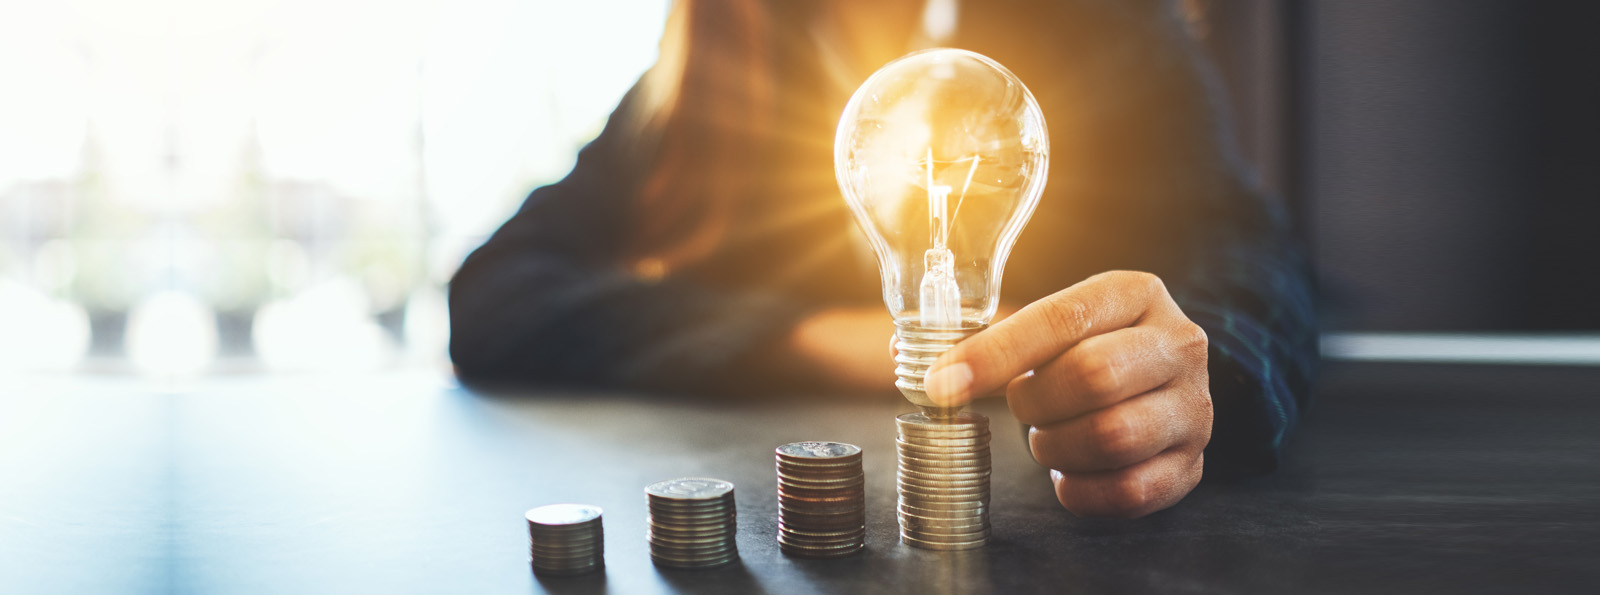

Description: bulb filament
[918,147,980,328]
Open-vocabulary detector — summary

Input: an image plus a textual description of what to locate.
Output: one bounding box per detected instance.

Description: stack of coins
[525,504,605,575]
[896,411,992,550]
[775,442,867,558]
[646,478,739,569]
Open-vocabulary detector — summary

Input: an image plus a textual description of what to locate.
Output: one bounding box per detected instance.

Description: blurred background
[1,0,1596,378]
[0,0,668,377]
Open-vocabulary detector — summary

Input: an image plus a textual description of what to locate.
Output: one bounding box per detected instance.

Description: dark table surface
[3,362,1598,594]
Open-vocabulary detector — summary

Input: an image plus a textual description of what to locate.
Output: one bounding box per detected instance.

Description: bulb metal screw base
[894,324,984,416]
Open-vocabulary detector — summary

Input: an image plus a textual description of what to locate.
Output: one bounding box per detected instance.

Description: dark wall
[1297,1,1600,331]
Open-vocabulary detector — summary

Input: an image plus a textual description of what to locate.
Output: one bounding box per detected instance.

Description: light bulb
[835,48,1048,414]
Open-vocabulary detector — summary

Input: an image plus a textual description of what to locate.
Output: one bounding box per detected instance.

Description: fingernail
[925,362,973,406]
[1049,469,1064,483]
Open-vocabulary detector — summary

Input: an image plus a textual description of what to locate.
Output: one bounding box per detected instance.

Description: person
[448,0,1316,518]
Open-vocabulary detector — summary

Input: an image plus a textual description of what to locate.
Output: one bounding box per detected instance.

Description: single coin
[776,442,862,460]
[779,505,866,517]
[897,498,988,512]
[899,436,990,448]
[647,478,736,501]
[779,523,868,539]
[777,455,863,467]
[896,475,989,489]
[897,467,991,482]
[900,534,989,551]
[778,535,866,551]
[777,534,865,549]
[649,548,740,562]
[525,504,603,527]
[898,515,990,532]
[647,507,736,519]
[647,496,736,509]
[894,445,992,459]
[779,471,866,483]
[532,560,603,571]
[897,492,990,505]
[647,521,737,534]
[777,483,866,496]
[648,527,737,541]
[894,439,991,454]
[778,509,867,523]
[777,467,862,480]
[778,476,863,486]
[649,541,738,555]
[649,533,735,547]
[897,480,990,494]
[779,500,867,514]
[531,551,605,564]
[897,424,991,436]
[531,562,602,575]
[897,411,990,428]
[530,538,603,551]
[651,554,739,569]
[780,544,864,558]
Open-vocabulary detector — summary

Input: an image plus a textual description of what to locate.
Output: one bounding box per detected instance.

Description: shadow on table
[654,559,771,594]
[532,570,608,595]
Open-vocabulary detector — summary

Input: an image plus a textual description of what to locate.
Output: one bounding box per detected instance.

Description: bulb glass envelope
[835,48,1049,328]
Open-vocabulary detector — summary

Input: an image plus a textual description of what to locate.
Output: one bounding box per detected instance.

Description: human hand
[924,271,1212,518]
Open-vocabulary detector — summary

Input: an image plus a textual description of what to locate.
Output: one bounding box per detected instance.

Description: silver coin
[651,553,739,569]
[895,439,991,453]
[779,524,868,539]
[648,528,736,542]
[649,533,736,547]
[530,539,603,552]
[525,503,603,527]
[646,478,735,501]
[897,425,991,436]
[778,535,866,550]
[898,515,990,532]
[897,475,989,488]
[896,411,989,428]
[531,548,602,558]
[776,442,862,460]
[897,467,991,482]
[900,534,989,551]
[778,476,862,487]
[531,562,603,575]
[897,480,990,494]
[780,543,864,558]
[899,436,991,448]
[649,541,738,554]
[898,498,988,512]
[895,440,991,452]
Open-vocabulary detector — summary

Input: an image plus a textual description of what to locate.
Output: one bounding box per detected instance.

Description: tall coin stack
[525,504,605,575]
[896,411,992,550]
[775,442,867,558]
[646,478,739,569]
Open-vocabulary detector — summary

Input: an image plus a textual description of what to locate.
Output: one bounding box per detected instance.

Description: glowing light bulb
[835,48,1048,414]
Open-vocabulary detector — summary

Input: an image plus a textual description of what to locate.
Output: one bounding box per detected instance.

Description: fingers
[1050,448,1204,518]
[1005,325,1190,426]
[1027,388,1199,472]
[925,271,1169,407]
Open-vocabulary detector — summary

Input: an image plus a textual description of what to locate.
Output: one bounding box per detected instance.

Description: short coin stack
[775,442,867,558]
[646,478,739,569]
[896,411,992,550]
[525,504,605,575]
